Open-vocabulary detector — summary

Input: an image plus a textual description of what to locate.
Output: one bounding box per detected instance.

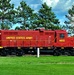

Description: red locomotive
[0,29,74,56]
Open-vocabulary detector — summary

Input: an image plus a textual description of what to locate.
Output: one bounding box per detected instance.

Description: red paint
[0,29,74,48]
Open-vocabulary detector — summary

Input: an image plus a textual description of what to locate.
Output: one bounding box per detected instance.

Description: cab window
[60,33,65,39]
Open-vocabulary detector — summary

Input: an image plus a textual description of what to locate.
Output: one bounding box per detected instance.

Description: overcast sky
[11,0,74,25]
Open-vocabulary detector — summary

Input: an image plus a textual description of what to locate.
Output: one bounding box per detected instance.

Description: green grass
[0,56,74,75]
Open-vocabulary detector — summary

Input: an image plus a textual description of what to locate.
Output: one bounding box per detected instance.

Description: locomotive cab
[54,30,67,47]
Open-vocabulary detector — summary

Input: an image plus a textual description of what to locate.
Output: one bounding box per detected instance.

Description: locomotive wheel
[54,52,60,56]
[9,49,16,55]
[70,51,74,56]
[64,52,70,56]
[53,50,61,56]
[16,50,23,56]
[0,50,7,56]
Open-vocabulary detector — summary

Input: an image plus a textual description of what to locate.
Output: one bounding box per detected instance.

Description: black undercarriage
[0,47,74,56]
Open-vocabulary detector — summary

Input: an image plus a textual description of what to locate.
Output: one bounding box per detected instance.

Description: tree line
[0,0,74,35]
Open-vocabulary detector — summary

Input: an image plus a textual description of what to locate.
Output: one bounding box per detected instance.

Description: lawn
[0,56,74,75]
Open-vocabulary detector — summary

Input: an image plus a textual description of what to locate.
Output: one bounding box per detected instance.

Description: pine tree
[0,0,16,29]
[65,5,74,35]
[16,1,35,30]
[35,3,60,30]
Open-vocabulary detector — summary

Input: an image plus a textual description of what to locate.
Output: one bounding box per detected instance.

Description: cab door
[55,30,67,47]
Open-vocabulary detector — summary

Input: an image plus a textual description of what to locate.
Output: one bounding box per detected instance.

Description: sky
[11,0,74,25]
